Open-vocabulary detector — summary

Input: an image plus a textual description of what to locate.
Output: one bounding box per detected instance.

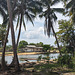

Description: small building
[25,45,43,52]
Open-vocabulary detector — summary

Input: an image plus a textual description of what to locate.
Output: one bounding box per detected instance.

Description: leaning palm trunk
[10,14,23,66]
[1,24,10,71]
[7,0,20,71]
[51,24,62,56]
[17,14,23,46]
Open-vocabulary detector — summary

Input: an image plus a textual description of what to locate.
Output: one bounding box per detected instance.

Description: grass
[34,62,75,74]
[34,63,59,70]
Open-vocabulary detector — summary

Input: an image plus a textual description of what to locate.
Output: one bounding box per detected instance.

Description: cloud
[21,27,45,39]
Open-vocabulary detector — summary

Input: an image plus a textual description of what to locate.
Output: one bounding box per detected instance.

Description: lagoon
[0,53,59,64]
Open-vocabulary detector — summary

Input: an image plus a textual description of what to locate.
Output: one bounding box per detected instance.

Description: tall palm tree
[6,0,20,71]
[1,0,42,70]
[10,0,42,65]
[1,24,10,71]
[6,0,42,70]
[14,0,42,47]
[1,0,17,71]
[40,0,64,56]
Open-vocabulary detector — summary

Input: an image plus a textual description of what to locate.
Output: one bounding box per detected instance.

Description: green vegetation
[58,54,74,68]
[18,40,28,48]
[43,45,51,52]
[29,43,36,45]
[36,42,43,47]
[56,20,75,56]
[0,24,7,47]
[0,0,75,74]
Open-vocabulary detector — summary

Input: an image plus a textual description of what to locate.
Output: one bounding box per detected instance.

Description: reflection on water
[0,53,59,64]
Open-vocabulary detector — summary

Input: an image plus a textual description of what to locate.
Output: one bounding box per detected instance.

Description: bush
[58,54,73,68]
[61,46,74,54]
[18,40,28,48]
[43,45,50,52]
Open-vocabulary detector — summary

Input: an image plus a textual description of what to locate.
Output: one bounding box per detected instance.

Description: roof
[36,47,43,49]
[26,45,43,49]
[27,45,36,48]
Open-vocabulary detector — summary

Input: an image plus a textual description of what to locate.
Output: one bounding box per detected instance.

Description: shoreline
[0,50,59,56]
[0,52,43,56]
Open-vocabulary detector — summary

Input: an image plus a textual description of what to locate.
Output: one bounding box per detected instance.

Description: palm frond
[51,0,60,6]
[25,11,34,26]
[66,0,74,9]
[47,17,52,37]
[53,8,64,13]
[0,7,7,18]
[44,17,47,35]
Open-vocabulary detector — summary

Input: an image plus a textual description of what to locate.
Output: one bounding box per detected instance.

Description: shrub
[18,40,28,48]
[43,45,50,52]
[58,54,73,68]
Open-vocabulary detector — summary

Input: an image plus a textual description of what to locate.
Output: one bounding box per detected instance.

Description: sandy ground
[0,52,44,56]
[0,50,59,56]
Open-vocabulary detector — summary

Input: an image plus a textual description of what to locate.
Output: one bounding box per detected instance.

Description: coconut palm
[6,0,20,71]
[10,0,42,66]
[1,0,42,71]
[39,0,64,56]
[14,0,42,46]
[1,0,18,71]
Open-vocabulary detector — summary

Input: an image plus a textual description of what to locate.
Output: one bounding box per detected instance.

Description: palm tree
[1,24,10,71]
[14,0,42,47]
[6,0,20,71]
[10,0,42,65]
[1,0,17,71]
[40,0,64,56]
[6,0,42,70]
[1,0,42,70]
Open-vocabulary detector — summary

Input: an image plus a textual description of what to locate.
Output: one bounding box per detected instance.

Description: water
[0,53,59,64]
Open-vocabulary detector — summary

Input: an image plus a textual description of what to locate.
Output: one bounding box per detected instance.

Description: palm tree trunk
[11,14,23,66]
[1,24,10,71]
[17,14,23,47]
[51,25,62,56]
[6,0,20,71]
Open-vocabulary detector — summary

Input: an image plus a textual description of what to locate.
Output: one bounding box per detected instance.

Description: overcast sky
[0,2,69,47]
